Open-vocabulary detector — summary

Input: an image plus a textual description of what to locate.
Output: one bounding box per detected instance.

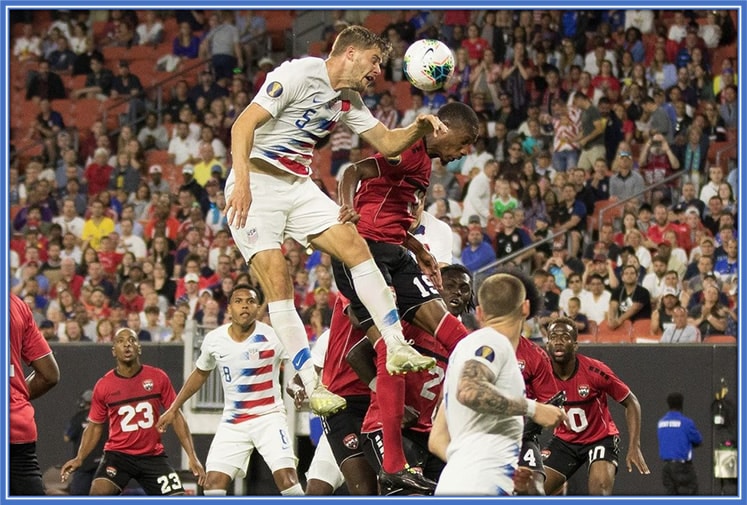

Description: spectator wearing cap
[168,121,200,166]
[651,286,681,337]
[609,142,645,203]
[147,164,171,194]
[193,143,226,187]
[39,320,59,342]
[179,164,210,215]
[460,159,498,228]
[252,56,275,93]
[175,271,201,319]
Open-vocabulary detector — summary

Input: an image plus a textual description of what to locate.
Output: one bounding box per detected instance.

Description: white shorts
[205,411,297,479]
[225,172,340,262]
[305,432,345,491]
[435,448,518,496]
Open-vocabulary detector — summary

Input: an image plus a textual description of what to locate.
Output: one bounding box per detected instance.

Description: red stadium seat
[595,320,633,344]
[702,335,737,344]
[578,320,597,343]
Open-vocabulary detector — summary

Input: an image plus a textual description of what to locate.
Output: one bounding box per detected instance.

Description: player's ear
[475,305,484,324]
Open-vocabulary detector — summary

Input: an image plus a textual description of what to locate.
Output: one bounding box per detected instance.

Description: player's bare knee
[273,468,299,490]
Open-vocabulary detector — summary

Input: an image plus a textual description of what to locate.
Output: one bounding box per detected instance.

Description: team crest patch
[143,379,154,391]
[248,349,259,361]
[266,81,283,97]
[540,449,551,461]
[475,345,495,362]
[578,384,590,398]
[343,433,359,450]
[517,359,526,372]
[106,466,117,478]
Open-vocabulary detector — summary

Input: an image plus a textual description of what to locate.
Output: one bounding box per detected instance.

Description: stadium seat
[578,320,597,343]
[72,98,103,131]
[588,198,622,236]
[306,40,326,57]
[631,318,658,343]
[363,11,392,35]
[594,320,633,344]
[702,335,737,344]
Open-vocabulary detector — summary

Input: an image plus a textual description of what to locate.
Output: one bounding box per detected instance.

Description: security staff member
[656,392,702,495]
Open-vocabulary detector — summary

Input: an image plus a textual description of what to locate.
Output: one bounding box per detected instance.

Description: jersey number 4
[118,402,155,432]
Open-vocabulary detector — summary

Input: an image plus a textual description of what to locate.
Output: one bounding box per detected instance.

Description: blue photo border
[1,1,743,504]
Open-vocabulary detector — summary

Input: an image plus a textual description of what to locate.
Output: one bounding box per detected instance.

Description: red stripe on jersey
[259,350,275,359]
[341,100,351,112]
[235,395,275,410]
[277,155,312,176]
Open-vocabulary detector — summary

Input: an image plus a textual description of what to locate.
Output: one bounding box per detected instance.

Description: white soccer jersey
[311,329,329,369]
[413,210,454,265]
[436,327,525,495]
[195,322,289,424]
[240,57,380,178]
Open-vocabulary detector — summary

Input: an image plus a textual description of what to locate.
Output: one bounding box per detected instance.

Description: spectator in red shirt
[83,147,114,197]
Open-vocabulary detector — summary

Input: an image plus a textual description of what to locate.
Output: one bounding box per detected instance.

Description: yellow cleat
[386,343,436,375]
[309,384,347,416]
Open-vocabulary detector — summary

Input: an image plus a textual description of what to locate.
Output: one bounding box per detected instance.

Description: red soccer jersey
[9,294,53,444]
[516,336,561,403]
[322,296,370,397]
[362,322,448,434]
[552,354,631,445]
[354,139,432,245]
[88,364,176,456]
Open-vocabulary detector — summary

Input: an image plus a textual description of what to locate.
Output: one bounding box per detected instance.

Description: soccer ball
[403,39,455,92]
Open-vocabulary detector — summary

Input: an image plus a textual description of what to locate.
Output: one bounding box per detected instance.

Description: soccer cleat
[379,466,437,495]
[386,342,436,375]
[308,384,347,416]
[523,390,567,441]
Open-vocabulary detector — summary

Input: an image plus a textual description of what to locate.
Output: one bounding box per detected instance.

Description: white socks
[203,489,227,496]
[350,259,405,348]
[268,300,317,396]
[281,483,304,496]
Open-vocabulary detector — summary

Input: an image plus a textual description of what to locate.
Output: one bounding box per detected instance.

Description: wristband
[525,398,537,418]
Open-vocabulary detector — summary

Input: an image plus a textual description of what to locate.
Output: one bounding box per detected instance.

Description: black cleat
[379,466,437,495]
[523,390,567,441]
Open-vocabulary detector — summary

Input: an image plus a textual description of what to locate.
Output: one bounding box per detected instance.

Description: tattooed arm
[457,359,567,428]
[456,359,529,415]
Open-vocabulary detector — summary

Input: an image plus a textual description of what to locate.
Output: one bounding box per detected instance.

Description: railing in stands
[472,230,569,291]
[597,169,689,233]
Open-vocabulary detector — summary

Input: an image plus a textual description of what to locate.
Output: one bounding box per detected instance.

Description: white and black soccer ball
[403,39,455,92]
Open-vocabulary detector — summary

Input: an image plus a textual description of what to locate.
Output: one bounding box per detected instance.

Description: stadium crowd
[8,8,738,347]
[7,8,740,499]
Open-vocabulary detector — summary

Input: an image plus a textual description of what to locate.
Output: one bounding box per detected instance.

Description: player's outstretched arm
[359,114,447,159]
[458,360,566,427]
[156,368,211,433]
[403,233,442,290]
[620,392,650,475]
[171,408,207,486]
[61,421,105,482]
